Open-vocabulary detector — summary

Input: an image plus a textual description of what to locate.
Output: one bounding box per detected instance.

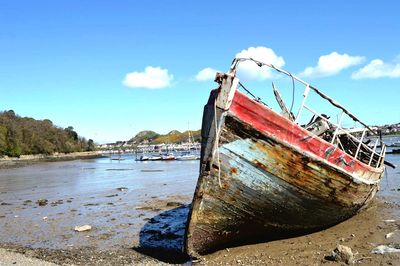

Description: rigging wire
[238,82,269,107]
[238,81,256,99]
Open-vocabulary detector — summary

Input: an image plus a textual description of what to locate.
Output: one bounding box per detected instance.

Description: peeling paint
[185,87,384,256]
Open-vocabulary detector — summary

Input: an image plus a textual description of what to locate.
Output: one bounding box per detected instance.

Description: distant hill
[130,129,201,144]
[0,110,94,157]
[129,130,160,144]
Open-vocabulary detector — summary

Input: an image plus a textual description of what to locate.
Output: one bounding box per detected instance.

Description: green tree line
[0,110,95,157]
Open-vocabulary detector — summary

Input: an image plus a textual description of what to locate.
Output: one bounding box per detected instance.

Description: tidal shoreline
[0,151,105,169]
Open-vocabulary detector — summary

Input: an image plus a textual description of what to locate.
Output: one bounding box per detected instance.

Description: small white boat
[176,153,198,161]
[148,155,162,161]
[136,155,149,161]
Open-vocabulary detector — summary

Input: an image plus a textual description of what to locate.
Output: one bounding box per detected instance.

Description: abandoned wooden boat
[184,58,389,256]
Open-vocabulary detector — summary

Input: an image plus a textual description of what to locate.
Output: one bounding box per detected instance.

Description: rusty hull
[184,89,384,256]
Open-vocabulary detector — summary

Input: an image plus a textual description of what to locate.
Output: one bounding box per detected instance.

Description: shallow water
[0,155,198,199]
[0,155,199,249]
[375,135,400,205]
[378,153,400,204]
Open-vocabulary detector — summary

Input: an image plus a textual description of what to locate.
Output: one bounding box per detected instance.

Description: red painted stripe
[229,90,379,177]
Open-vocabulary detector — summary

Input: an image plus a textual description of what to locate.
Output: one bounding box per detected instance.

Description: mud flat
[1,198,399,265]
[0,155,399,265]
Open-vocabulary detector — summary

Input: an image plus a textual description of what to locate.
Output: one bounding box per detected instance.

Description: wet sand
[200,200,400,265]
[1,154,400,265]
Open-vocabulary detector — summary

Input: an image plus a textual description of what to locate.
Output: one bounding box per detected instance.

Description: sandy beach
[1,155,399,265]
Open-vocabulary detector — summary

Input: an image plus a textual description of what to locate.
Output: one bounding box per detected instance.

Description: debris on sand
[325,244,353,264]
[116,187,128,192]
[371,244,400,254]
[36,199,48,206]
[383,219,396,223]
[50,199,63,206]
[74,225,92,232]
[385,230,398,239]
[23,200,32,204]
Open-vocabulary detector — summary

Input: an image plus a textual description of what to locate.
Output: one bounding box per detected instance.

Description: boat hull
[184,90,384,256]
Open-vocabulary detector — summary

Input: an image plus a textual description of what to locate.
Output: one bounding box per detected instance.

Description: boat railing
[230,57,386,168]
[297,96,385,168]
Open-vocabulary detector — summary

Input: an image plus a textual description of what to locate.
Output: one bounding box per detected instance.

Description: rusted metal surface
[184,73,385,257]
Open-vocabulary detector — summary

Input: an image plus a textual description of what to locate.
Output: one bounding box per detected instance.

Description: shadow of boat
[133,203,343,262]
[133,204,191,264]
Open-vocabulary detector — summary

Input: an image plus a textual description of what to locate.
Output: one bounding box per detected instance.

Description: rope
[214,99,222,189]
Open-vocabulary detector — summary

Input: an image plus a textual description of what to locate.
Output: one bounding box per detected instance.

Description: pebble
[74,225,92,232]
[385,231,397,239]
[383,219,396,223]
[326,244,353,264]
[36,199,48,206]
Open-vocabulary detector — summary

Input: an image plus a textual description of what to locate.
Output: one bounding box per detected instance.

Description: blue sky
[0,1,399,143]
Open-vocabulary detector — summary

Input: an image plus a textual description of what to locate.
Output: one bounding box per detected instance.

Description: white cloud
[123,66,173,89]
[299,52,365,78]
[195,67,219,81]
[351,57,400,79]
[235,46,285,80]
